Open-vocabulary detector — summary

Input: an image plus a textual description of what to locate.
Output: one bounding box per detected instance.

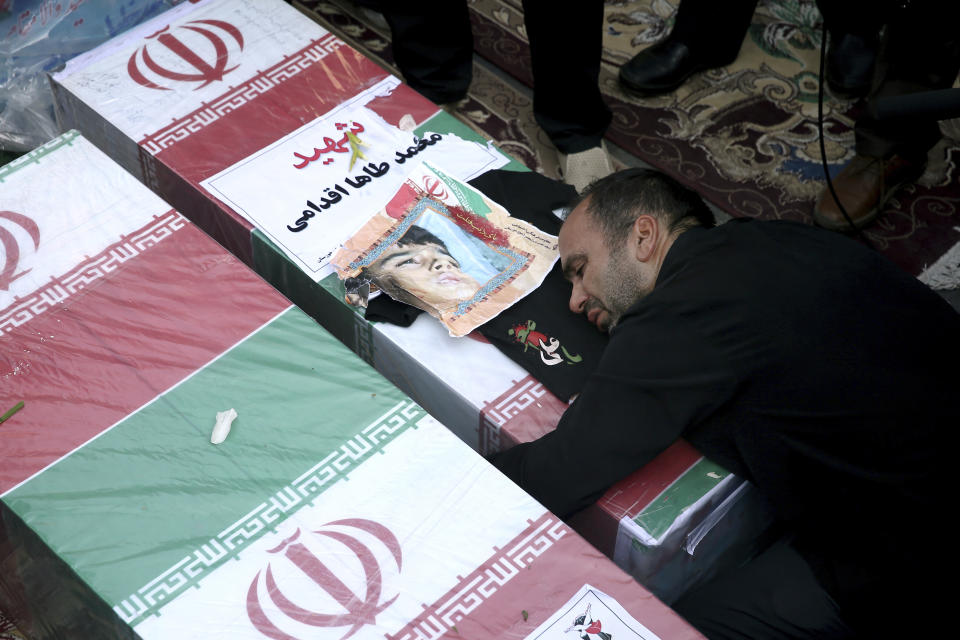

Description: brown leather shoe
[813,154,925,231]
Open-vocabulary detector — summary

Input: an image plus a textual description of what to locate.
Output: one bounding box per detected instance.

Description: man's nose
[569,282,588,314]
[432,257,454,271]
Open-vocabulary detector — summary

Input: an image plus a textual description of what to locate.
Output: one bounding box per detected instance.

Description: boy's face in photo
[372,241,481,309]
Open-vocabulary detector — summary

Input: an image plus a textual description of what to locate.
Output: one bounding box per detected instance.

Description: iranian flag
[0,133,700,639]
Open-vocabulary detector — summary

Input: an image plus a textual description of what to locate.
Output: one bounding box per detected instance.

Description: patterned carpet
[0,611,24,640]
[297,0,960,283]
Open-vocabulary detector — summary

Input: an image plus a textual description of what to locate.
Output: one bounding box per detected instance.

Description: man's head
[559,168,715,331]
[365,225,481,314]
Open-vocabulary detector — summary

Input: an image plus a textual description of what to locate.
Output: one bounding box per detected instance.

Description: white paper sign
[201,77,508,280]
[524,585,663,640]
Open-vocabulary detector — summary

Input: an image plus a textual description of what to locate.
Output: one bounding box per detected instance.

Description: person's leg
[814,1,960,231]
[520,0,613,190]
[854,1,960,161]
[669,0,758,61]
[378,3,473,104]
[521,0,610,154]
[816,0,883,99]
[618,0,759,96]
[673,537,855,640]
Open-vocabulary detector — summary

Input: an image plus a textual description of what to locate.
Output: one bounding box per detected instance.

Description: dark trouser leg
[815,0,884,99]
[813,1,960,229]
[520,0,611,153]
[815,0,883,39]
[669,0,759,61]
[672,537,854,640]
[379,3,473,104]
[854,1,960,160]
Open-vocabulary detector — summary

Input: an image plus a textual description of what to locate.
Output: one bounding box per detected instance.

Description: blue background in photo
[416,210,512,284]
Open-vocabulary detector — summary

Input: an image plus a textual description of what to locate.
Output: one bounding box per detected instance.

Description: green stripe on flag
[0,130,81,182]
[5,307,421,616]
[416,111,526,173]
[427,162,492,217]
[632,458,730,541]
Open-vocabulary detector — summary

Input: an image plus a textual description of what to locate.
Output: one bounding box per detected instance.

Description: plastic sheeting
[46,0,769,604]
[0,132,704,639]
[0,0,174,151]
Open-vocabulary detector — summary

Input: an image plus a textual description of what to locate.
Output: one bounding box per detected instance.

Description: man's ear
[631,214,659,262]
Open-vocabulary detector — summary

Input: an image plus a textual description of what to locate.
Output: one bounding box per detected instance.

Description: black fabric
[853,1,960,160]
[365,294,423,327]
[469,171,609,402]
[670,0,758,61]
[361,170,609,401]
[469,170,577,231]
[520,0,611,153]
[673,535,854,640]
[489,218,959,636]
[377,2,473,105]
[375,1,611,153]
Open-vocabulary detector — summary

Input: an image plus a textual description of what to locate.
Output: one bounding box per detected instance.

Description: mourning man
[489,168,958,638]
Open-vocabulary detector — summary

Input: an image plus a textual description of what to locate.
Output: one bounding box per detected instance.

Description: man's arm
[488,312,738,518]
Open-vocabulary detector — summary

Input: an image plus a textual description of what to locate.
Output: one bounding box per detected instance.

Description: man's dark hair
[569,168,716,248]
[396,225,448,251]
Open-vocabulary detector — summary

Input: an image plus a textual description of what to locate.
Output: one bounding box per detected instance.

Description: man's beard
[598,245,648,330]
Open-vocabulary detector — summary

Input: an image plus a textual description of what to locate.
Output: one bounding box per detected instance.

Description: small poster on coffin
[331,162,558,337]
[524,584,664,640]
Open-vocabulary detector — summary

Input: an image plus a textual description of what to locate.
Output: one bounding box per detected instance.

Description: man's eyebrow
[562,253,586,281]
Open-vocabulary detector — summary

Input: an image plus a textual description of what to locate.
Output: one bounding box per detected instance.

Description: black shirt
[490,218,959,617]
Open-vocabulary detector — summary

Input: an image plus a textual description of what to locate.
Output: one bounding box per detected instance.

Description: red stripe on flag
[385,511,700,640]
[142,38,394,185]
[569,440,703,557]
[595,440,704,520]
[364,81,438,129]
[0,223,289,494]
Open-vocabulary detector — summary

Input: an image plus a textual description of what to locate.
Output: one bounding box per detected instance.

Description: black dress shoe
[825,30,879,100]
[619,37,735,96]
